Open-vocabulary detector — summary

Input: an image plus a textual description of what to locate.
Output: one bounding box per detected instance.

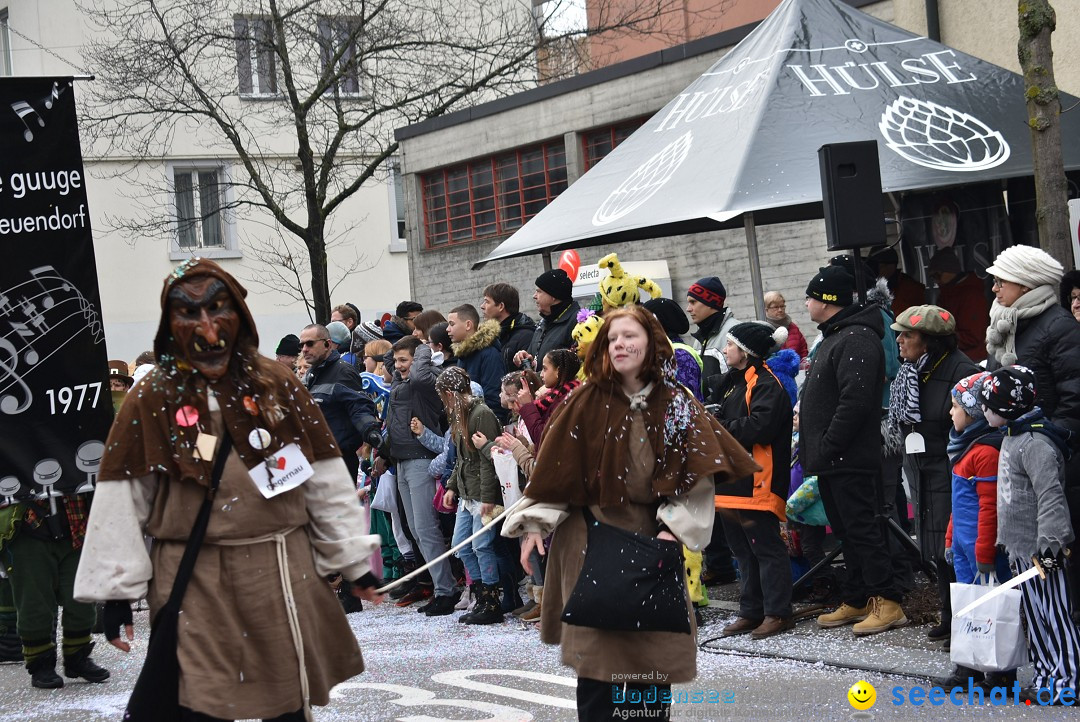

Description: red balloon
[558,250,581,280]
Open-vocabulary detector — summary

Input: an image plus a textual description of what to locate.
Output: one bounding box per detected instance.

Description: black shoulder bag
[125,433,233,722]
[559,507,692,635]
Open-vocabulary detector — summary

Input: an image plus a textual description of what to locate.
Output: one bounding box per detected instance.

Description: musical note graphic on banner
[44,81,59,110]
[11,100,44,142]
[0,266,104,415]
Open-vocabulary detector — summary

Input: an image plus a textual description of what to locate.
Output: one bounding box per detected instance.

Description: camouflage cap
[890,304,956,337]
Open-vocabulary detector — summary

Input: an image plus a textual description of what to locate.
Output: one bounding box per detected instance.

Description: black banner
[0,78,112,505]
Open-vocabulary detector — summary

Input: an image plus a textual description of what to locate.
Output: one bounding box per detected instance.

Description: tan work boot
[816,601,870,628]
[521,586,542,623]
[852,596,908,636]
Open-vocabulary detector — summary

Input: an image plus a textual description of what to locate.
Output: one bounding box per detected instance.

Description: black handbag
[560,507,692,635]
[125,433,233,722]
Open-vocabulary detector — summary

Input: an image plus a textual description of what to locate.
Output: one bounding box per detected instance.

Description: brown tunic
[540,412,697,685]
[145,409,363,719]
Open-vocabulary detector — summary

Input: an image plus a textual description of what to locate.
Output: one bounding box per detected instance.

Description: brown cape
[100,258,341,484]
[524,379,758,507]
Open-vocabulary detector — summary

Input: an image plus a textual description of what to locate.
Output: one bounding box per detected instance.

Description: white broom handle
[374,496,529,594]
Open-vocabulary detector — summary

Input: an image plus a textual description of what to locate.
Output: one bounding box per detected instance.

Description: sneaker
[852,596,908,636]
[395,585,433,608]
[423,595,460,617]
[388,580,415,600]
[816,602,870,628]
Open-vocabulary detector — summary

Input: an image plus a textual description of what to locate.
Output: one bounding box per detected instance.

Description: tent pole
[542,253,553,272]
[744,212,766,320]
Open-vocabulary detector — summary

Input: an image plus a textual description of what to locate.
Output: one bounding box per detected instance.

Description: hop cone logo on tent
[593,131,693,226]
[879,96,1009,172]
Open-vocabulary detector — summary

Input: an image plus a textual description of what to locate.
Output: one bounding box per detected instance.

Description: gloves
[103,600,133,642]
[943,547,953,565]
[364,428,383,449]
[1035,549,1066,573]
[975,560,997,576]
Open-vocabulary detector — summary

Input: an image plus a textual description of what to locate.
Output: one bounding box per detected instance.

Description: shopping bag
[370,470,398,513]
[492,447,522,508]
[950,580,1027,673]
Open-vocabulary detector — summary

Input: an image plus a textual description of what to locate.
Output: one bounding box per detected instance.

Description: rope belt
[215,526,311,722]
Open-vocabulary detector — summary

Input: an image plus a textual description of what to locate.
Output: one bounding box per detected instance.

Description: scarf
[534,379,581,417]
[524,376,758,508]
[886,352,928,446]
[986,284,1058,365]
[766,314,792,330]
[946,418,1001,466]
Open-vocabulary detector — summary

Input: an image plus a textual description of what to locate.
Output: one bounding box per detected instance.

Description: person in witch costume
[73,258,384,721]
[503,305,758,722]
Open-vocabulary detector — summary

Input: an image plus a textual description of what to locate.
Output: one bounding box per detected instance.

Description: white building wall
[4,0,411,362]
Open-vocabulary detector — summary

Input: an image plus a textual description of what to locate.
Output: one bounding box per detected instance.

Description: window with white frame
[234,15,278,96]
[173,167,228,251]
[0,9,12,77]
[317,16,363,96]
[387,158,407,252]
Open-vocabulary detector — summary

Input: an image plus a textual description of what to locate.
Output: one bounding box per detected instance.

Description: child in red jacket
[941,371,1012,689]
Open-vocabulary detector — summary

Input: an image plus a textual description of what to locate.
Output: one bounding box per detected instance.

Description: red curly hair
[583,305,673,386]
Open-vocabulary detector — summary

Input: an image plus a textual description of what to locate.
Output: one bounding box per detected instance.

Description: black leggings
[182,708,304,722]
[577,678,671,721]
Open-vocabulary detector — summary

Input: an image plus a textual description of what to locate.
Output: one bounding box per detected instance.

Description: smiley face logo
[848,680,876,710]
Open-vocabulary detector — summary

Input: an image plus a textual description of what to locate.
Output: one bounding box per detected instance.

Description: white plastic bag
[492,448,522,509]
[950,580,1027,673]
[370,470,398,513]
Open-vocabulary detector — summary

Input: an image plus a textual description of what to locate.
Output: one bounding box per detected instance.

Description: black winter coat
[526,301,580,366]
[986,305,1080,442]
[709,361,793,519]
[800,303,885,475]
[304,350,379,454]
[907,350,979,456]
[499,313,537,370]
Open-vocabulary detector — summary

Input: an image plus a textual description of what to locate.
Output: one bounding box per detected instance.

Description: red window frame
[581,118,647,171]
[422,140,567,248]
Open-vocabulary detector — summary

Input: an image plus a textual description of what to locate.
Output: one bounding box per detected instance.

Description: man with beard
[74,258,383,721]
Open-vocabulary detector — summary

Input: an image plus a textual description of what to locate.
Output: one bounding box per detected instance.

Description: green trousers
[371,508,405,580]
[0,574,15,635]
[4,533,96,661]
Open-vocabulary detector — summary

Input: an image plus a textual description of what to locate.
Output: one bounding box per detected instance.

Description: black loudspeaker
[818,141,886,252]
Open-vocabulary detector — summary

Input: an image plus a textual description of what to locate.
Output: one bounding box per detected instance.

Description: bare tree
[78,0,698,321]
[1018,0,1074,268]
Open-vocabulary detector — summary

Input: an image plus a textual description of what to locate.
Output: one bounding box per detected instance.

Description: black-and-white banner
[0,77,112,505]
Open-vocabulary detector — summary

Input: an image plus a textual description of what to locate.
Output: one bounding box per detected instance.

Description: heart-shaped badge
[909,315,923,326]
[940,311,951,322]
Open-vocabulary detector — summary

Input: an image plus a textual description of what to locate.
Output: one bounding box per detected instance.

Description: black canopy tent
[474,0,1080,316]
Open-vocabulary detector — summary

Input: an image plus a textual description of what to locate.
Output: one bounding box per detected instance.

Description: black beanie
[806,265,854,306]
[727,322,787,358]
[275,334,301,356]
[979,365,1037,420]
[687,277,727,310]
[643,297,690,336]
[535,268,573,301]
